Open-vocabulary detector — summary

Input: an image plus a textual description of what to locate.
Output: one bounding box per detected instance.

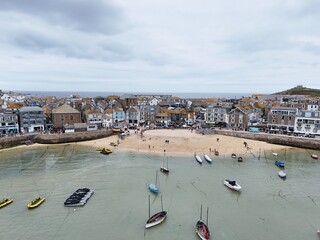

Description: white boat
[311,154,318,159]
[203,155,212,164]
[272,152,278,156]
[145,195,167,229]
[195,155,203,164]
[278,171,286,179]
[224,180,241,191]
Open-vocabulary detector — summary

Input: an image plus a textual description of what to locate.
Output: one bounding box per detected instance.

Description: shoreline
[76,129,292,157]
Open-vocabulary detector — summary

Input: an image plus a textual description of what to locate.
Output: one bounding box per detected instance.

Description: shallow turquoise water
[0,144,320,240]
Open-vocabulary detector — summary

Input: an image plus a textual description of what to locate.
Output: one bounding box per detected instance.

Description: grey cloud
[8,28,134,62]
[1,0,126,34]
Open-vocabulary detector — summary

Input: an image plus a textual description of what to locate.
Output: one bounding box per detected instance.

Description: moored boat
[204,155,212,164]
[272,152,278,156]
[231,153,236,158]
[160,157,169,173]
[196,205,210,240]
[278,170,286,179]
[195,155,203,164]
[275,161,285,168]
[147,171,160,194]
[27,197,45,209]
[311,154,318,159]
[64,188,94,207]
[0,198,13,208]
[146,195,167,229]
[100,148,112,155]
[224,179,242,191]
[237,157,243,162]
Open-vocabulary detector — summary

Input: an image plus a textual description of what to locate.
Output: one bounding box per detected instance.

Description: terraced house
[0,109,19,135]
[18,106,45,133]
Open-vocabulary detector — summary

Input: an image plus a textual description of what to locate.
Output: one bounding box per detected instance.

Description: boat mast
[148,195,151,218]
[200,204,203,220]
[167,157,169,169]
[161,195,163,212]
[206,207,209,226]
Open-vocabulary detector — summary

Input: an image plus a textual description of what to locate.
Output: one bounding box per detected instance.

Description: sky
[0,0,320,94]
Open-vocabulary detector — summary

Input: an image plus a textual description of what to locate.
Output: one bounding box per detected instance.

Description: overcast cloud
[0,0,319,94]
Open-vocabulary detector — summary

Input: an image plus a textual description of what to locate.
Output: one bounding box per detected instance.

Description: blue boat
[147,170,159,194]
[147,183,159,194]
[275,161,285,168]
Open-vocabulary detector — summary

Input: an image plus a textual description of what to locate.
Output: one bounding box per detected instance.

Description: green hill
[274,85,320,97]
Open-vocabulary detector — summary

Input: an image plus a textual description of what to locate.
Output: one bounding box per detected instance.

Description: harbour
[1,144,320,239]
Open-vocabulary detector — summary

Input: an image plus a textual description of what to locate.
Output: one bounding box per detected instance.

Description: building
[52,103,81,129]
[267,107,297,133]
[206,105,229,125]
[228,107,249,130]
[0,108,19,135]
[83,109,104,128]
[126,106,140,128]
[18,106,45,133]
[294,110,320,135]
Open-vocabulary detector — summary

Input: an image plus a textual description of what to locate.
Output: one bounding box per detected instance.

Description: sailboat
[160,157,169,173]
[146,195,167,229]
[147,170,160,194]
[196,205,211,240]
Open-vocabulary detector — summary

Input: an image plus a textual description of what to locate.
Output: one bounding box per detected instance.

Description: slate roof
[52,103,80,114]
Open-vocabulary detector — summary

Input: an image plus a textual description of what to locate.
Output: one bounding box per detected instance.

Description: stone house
[52,103,81,129]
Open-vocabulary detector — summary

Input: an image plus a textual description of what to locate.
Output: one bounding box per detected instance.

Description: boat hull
[278,171,286,179]
[147,183,159,194]
[28,197,45,209]
[195,155,203,164]
[64,189,94,207]
[0,199,13,208]
[311,154,318,159]
[146,211,167,229]
[196,220,210,240]
[160,167,169,173]
[224,180,241,191]
[275,161,285,167]
[204,155,212,163]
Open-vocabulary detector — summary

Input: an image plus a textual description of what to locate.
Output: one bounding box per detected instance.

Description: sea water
[0,145,319,240]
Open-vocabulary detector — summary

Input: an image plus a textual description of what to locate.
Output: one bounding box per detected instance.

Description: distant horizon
[4,90,257,99]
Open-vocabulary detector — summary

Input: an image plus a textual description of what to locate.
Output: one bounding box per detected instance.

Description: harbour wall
[214,130,320,150]
[0,130,114,149]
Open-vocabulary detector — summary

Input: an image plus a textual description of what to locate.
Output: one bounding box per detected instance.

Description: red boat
[196,205,211,240]
[311,154,318,159]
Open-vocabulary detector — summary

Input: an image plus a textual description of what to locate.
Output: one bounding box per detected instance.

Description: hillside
[274,85,320,97]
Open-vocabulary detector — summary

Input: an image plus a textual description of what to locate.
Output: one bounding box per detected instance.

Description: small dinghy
[28,197,45,209]
[231,153,236,159]
[272,152,278,156]
[311,154,318,159]
[195,155,203,164]
[237,157,243,162]
[0,198,13,208]
[278,170,286,179]
[147,171,159,194]
[204,155,212,164]
[146,195,167,229]
[160,157,169,173]
[100,148,112,155]
[224,179,242,192]
[275,161,285,168]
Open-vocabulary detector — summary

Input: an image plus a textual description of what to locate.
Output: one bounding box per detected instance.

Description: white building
[294,110,320,135]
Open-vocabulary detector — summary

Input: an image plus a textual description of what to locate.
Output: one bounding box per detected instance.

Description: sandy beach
[76,129,289,157]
